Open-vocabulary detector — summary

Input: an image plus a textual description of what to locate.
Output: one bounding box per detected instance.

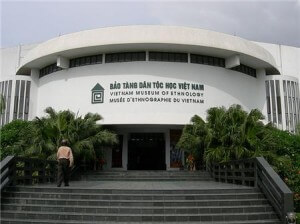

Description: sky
[1,0,299,48]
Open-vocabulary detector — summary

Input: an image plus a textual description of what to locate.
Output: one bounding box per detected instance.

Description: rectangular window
[265,81,271,122]
[213,57,218,66]
[162,52,168,61]
[13,80,20,120]
[106,52,146,63]
[69,54,102,67]
[91,56,97,64]
[75,58,80,67]
[149,52,187,63]
[290,112,294,132]
[230,64,256,78]
[283,80,287,95]
[18,80,25,119]
[131,52,138,61]
[85,56,91,65]
[296,83,300,124]
[0,82,3,97]
[202,56,208,65]
[48,65,53,74]
[286,113,289,130]
[191,54,225,67]
[1,81,8,126]
[6,80,12,124]
[169,53,175,62]
[283,80,289,130]
[287,81,293,128]
[96,55,102,63]
[270,80,277,123]
[112,53,119,62]
[24,81,31,121]
[39,63,61,77]
[125,53,131,62]
[80,57,86,66]
[292,82,297,116]
[118,53,125,62]
[138,52,146,61]
[70,59,75,67]
[275,80,282,124]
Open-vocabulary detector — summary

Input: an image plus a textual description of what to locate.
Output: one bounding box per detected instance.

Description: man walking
[57,139,74,187]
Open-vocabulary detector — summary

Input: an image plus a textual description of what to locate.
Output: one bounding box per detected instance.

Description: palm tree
[204,105,285,164]
[178,104,286,166]
[177,115,210,169]
[26,107,118,166]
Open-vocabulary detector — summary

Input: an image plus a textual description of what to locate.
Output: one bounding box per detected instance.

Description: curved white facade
[1,25,299,170]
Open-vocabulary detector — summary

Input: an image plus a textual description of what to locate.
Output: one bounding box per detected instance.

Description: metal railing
[1,156,57,191]
[208,157,294,223]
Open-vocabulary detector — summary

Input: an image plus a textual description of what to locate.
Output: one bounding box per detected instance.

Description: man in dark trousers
[57,139,74,187]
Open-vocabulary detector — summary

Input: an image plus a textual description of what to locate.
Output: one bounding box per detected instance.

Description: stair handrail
[207,157,294,224]
[256,157,294,224]
[0,156,58,192]
[0,156,16,191]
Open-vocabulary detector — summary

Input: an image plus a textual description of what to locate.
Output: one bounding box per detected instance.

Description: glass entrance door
[128,133,166,170]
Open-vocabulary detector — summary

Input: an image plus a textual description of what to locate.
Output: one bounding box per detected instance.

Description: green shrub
[0,120,34,159]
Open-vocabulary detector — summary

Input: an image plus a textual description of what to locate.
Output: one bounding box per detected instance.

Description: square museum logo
[91,83,105,104]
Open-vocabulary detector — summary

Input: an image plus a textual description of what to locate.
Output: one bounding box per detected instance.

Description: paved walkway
[38,180,252,190]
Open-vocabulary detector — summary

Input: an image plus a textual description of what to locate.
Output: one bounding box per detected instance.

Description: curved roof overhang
[16,25,280,75]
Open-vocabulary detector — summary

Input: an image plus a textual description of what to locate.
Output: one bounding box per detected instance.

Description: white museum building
[0,25,299,170]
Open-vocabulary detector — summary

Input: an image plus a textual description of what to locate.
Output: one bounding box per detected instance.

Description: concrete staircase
[1,170,281,223]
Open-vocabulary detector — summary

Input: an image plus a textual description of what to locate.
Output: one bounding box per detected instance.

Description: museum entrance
[128,133,166,170]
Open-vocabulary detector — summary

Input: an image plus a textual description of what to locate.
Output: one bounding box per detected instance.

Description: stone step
[1,203,274,214]
[83,178,214,181]
[1,197,270,207]
[81,171,214,181]
[1,210,278,222]
[1,172,280,223]
[84,172,211,176]
[6,186,258,194]
[2,191,265,200]
[83,175,212,178]
[0,218,282,224]
[81,175,213,181]
[89,171,209,174]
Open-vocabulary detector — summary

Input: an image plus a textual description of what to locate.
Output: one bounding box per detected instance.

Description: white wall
[1,39,299,128]
[255,42,300,80]
[37,61,264,125]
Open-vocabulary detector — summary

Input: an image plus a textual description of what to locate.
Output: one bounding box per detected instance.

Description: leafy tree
[26,107,118,164]
[176,115,210,168]
[204,105,278,163]
[0,120,34,159]
[179,104,291,166]
[0,107,118,167]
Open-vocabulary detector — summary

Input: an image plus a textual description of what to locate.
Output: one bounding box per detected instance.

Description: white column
[29,69,40,120]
